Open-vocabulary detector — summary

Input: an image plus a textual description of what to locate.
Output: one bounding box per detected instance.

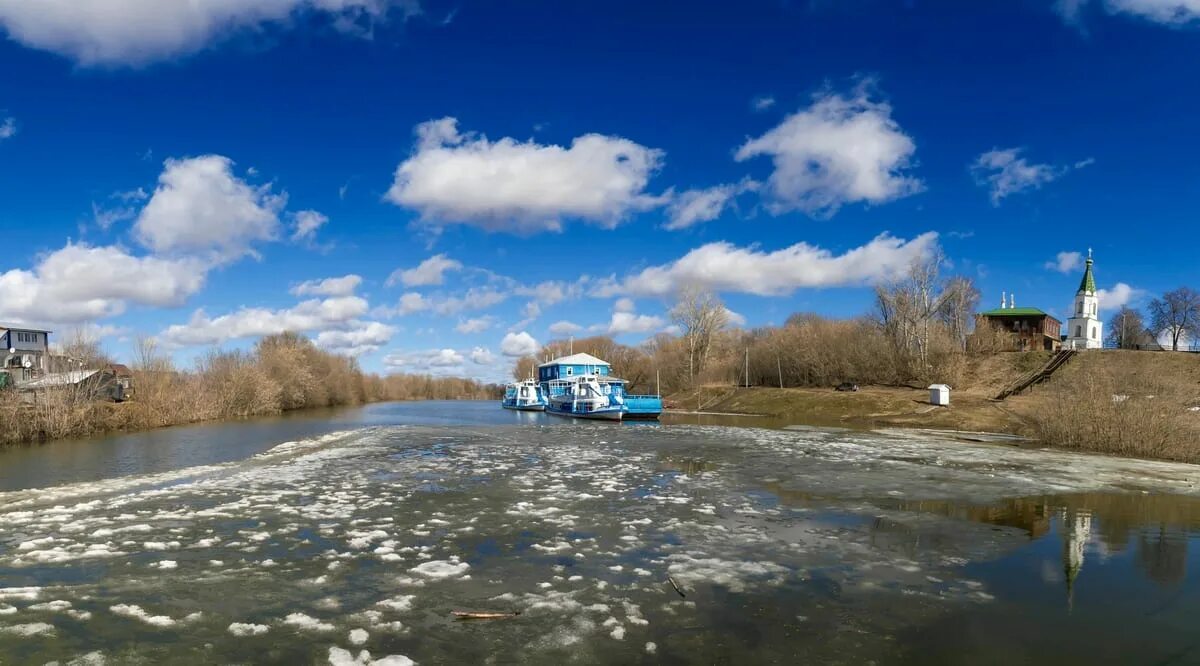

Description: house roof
[20,369,101,389]
[0,324,52,334]
[1078,257,1096,294]
[538,352,610,367]
[107,363,133,377]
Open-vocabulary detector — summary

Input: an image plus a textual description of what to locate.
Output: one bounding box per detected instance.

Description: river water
[2,402,1200,665]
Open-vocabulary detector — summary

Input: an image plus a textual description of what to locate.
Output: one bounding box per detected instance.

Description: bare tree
[670,286,730,383]
[1148,288,1200,351]
[874,250,976,369]
[1106,306,1147,350]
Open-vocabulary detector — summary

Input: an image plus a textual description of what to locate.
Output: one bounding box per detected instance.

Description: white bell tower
[1065,249,1102,350]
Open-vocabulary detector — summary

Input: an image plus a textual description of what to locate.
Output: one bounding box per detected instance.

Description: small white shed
[928,384,951,406]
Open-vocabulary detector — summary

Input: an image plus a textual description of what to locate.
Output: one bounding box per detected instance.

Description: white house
[1063,251,1102,350]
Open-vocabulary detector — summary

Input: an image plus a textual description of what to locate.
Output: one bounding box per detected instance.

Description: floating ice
[327,646,415,666]
[349,628,369,645]
[109,604,179,628]
[0,622,56,635]
[228,622,270,636]
[283,612,335,632]
[408,560,469,579]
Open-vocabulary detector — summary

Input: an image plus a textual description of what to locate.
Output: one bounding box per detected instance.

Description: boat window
[566,367,573,376]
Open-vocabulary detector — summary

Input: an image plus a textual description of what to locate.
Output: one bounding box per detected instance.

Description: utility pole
[777,355,783,389]
[744,348,749,388]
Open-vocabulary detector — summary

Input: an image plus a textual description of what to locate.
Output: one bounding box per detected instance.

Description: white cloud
[514,279,586,305]
[314,321,395,356]
[548,320,582,335]
[0,0,421,66]
[386,117,665,233]
[160,295,370,347]
[290,210,328,243]
[386,253,462,287]
[290,274,362,297]
[500,331,539,357]
[606,311,666,336]
[735,84,922,217]
[429,287,507,316]
[1045,251,1084,274]
[0,243,207,324]
[383,348,467,374]
[603,232,939,298]
[393,292,430,316]
[751,95,776,111]
[613,297,636,313]
[971,148,1078,205]
[724,308,748,327]
[1059,0,1200,25]
[455,316,495,334]
[469,347,495,364]
[135,155,285,261]
[1097,282,1144,311]
[664,180,756,231]
[0,116,15,140]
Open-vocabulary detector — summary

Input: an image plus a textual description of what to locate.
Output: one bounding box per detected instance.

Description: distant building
[0,325,51,380]
[977,293,1062,351]
[1064,251,1102,350]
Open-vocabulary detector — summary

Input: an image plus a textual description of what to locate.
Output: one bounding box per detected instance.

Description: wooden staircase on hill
[993,350,1077,401]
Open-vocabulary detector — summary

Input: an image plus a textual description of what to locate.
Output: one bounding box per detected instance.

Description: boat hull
[502,403,546,411]
[545,405,624,421]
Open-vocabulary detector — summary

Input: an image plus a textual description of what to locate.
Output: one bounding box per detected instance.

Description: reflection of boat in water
[501,379,546,411]
[533,353,662,421]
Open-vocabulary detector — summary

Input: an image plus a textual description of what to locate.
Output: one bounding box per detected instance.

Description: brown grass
[1024,351,1200,462]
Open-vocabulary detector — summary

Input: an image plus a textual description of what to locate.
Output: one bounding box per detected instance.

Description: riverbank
[667,350,1200,463]
[0,333,498,448]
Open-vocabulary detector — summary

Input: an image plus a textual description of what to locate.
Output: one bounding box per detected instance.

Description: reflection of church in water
[1061,508,1091,610]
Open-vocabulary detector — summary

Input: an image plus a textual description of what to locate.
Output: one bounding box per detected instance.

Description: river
[2,401,1200,664]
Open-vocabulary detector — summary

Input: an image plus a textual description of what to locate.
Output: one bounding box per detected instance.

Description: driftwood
[667,576,687,598]
[452,610,522,620]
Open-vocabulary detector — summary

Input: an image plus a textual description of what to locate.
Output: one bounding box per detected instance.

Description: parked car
[835,382,859,392]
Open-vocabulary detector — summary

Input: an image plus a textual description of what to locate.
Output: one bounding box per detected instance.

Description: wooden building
[977,299,1062,352]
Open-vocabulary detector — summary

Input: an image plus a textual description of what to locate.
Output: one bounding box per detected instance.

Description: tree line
[1106,287,1200,351]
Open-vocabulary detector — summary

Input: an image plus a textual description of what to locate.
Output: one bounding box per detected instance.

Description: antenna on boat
[569,336,573,355]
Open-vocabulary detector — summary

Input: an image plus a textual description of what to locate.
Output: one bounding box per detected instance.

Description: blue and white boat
[501,378,546,411]
[536,353,663,421]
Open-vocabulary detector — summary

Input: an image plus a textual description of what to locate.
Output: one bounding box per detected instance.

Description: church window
[1092,327,1097,339]
[1075,325,1082,338]
[1077,302,1082,314]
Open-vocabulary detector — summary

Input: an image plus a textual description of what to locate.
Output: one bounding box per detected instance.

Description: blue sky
[0,0,1197,381]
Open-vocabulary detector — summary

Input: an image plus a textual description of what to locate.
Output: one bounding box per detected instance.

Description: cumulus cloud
[394,292,430,316]
[0,116,15,140]
[514,278,587,305]
[386,253,462,287]
[0,243,207,324]
[735,84,922,217]
[664,180,757,231]
[600,232,939,298]
[290,210,328,243]
[290,274,362,297]
[500,331,539,357]
[383,348,467,374]
[429,287,508,316]
[135,155,285,261]
[1045,251,1084,274]
[469,347,495,364]
[160,295,371,347]
[548,321,582,335]
[314,321,395,356]
[386,117,665,233]
[1058,0,1200,26]
[1097,282,1144,311]
[455,316,495,334]
[0,0,422,66]
[606,311,666,336]
[971,148,1086,205]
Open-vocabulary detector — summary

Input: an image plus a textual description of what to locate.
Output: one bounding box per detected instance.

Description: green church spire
[1077,249,1096,294]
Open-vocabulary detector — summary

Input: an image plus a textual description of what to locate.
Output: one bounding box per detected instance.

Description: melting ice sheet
[1,424,1200,664]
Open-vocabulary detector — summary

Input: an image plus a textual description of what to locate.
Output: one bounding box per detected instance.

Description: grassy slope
[667,351,1200,446]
